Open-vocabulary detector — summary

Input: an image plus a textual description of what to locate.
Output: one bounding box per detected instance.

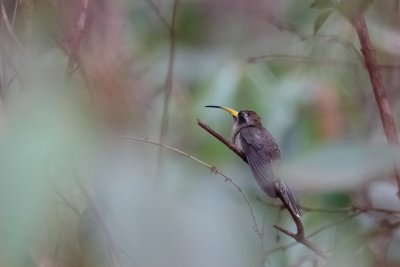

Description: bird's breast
[232,127,244,152]
[234,134,243,151]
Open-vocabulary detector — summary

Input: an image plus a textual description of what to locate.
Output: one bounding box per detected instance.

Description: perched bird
[205,105,301,218]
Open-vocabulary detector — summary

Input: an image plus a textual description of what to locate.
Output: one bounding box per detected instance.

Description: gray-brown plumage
[206,106,301,218]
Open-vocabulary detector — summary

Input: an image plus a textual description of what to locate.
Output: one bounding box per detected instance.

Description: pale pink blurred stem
[66,0,89,78]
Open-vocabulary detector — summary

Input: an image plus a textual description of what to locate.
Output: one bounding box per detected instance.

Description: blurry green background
[1,0,400,266]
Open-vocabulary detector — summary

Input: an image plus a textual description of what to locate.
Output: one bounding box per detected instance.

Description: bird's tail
[275,180,301,218]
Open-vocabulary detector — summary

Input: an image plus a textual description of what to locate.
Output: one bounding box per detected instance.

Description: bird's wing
[240,126,301,217]
[239,126,277,198]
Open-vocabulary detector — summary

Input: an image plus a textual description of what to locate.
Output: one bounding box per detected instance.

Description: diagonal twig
[265,211,361,256]
[248,54,400,70]
[144,0,170,30]
[11,0,19,27]
[123,135,262,237]
[198,120,246,161]
[265,13,362,60]
[0,0,23,49]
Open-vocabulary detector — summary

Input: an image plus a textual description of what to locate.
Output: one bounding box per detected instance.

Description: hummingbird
[205,105,301,218]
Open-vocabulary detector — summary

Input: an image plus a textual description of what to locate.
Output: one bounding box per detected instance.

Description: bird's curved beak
[205,105,239,119]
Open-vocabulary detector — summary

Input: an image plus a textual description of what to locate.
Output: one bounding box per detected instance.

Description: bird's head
[205,105,261,127]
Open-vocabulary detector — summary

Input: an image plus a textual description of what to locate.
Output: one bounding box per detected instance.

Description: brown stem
[197,119,327,260]
[352,16,400,197]
[156,0,179,175]
[197,119,247,162]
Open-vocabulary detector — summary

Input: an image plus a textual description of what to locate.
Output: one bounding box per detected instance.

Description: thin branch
[11,0,19,27]
[258,197,400,215]
[65,0,89,78]
[267,210,400,257]
[248,54,400,70]
[197,119,327,260]
[73,173,124,266]
[5,75,14,89]
[0,0,23,49]
[55,194,81,217]
[56,39,92,96]
[0,0,24,90]
[248,54,357,67]
[123,135,262,237]
[265,13,362,60]
[352,16,400,198]
[361,219,400,241]
[272,225,326,259]
[292,255,318,267]
[313,33,363,62]
[265,212,361,256]
[265,13,305,40]
[307,212,362,239]
[156,0,179,175]
[144,0,170,30]
[197,119,247,161]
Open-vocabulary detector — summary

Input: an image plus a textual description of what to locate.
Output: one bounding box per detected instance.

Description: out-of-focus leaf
[280,142,400,192]
[366,181,400,223]
[314,10,332,34]
[310,0,333,9]
[337,0,373,20]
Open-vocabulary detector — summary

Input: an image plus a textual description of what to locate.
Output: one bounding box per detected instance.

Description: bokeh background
[1,0,400,266]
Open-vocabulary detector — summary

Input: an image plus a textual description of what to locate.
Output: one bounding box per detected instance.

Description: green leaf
[310,0,333,8]
[313,10,331,34]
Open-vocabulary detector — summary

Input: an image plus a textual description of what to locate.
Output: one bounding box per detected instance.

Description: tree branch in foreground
[197,119,328,260]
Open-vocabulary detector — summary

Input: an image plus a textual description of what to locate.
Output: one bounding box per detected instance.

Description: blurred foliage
[0,0,400,266]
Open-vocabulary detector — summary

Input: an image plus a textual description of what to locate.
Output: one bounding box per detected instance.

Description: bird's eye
[238,111,247,123]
